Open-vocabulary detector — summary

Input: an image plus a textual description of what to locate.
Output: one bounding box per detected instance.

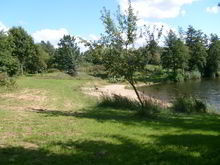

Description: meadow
[0,72,220,165]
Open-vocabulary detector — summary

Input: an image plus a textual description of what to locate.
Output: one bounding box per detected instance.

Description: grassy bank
[0,73,220,165]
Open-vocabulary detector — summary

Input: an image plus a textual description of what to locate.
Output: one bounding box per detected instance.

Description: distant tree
[161,30,189,79]
[98,0,146,109]
[8,27,36,75]
[25,44,49,73]
[142,25,163,65]
[205,40,220,78]
[0,31,19,76]
[39,41,55,68]
[53,35,80,76]
[190,42,207,75]
[186,25,207,73]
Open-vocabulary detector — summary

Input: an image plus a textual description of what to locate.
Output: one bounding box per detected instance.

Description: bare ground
[82,84,171,108]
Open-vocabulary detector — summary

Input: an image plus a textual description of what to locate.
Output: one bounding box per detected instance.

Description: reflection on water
[140,78,220,110]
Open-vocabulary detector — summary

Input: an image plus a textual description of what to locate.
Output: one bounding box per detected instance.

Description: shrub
[98,94,161,117]
[168,72,185,82]
[47,68,60,73]
[108,76,125,83]
[66,69,77,77]
[0,72,16,88]
[185,71,201,80]
[172,96,207,113]
[98,94,139,111]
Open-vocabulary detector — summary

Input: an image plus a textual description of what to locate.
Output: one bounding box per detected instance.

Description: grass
[0,72,220,165]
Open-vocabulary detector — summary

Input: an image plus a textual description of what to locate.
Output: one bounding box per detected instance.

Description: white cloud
[119,0,198,19]
[0,22,9,32]
[206,6,219,14]
[32,28,69,47]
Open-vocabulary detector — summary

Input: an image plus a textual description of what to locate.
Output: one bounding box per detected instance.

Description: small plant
[108,76,125,83]
[47,68,60,73]
[98,94,161,117]
[172,95,207,113]
[0,72,17,89]
[98,94,139,111]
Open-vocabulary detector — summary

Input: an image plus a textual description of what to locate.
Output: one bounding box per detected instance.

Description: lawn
[0,73,219,165]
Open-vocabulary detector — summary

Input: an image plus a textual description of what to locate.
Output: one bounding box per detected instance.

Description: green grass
[0,73,220,165]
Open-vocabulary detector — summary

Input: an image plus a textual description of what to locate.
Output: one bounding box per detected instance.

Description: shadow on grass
[31,107,220,133]
[1,134,219,165]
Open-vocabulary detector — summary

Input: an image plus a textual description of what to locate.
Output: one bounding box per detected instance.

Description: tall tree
[8,27,36,75]
[25,44,49,73]
[186,25,207,73]
[99,0,146,109]
[142,25,163,65]
[161,30,189,80]
[0,31,19,76]
[205,40,220,78]
[39,41,55,68]
[53,35,80,76]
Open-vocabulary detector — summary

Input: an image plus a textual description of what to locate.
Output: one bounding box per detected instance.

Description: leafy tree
[39,41,55,68]
[8,27,36,75]
[205,40,220,78]
[186,25,207,73]
[53,35,80,76]
[98,0,146,109]
[142,25,163,65]
[0,31,19,76]
[189,41,207,75]
[161,30,189,79]
[25,44,49,73]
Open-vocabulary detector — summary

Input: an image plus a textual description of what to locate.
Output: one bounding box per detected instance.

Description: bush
[185,71,201,80]
[0,72,16,88]
[47,68,60,73]
[98,94,161,117]
[172,96,207,113]
[168,72,185,82]
[66,69,77,77]
[108,76,125,83]
[98,94,139,110]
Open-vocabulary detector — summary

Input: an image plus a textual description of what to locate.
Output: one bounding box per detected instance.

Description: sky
[0,0,219,50]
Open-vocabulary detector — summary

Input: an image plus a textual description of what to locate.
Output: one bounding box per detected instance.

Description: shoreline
[82,84,172,108]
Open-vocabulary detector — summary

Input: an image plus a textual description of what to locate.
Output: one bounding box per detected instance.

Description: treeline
[1,18,220,82]
[0,27,80,77]
[83,25,220,81]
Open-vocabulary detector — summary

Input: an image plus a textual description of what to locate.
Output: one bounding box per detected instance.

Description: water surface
[140,79,220,110]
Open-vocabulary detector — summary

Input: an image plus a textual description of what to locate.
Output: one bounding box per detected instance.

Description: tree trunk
[129,80,144,110]
[20,63,24,75]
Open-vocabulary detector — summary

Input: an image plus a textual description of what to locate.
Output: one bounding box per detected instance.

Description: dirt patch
[21,142,39,149]
[0,88,49,111]
[82,84,171,108]
[1,89,47,102]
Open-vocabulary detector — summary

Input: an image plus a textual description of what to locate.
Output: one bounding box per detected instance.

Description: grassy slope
[0,73,219,165]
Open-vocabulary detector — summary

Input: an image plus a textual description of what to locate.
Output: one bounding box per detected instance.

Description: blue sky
[0,0,219,49]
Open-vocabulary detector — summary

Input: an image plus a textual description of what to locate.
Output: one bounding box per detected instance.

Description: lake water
[140,78,220,111]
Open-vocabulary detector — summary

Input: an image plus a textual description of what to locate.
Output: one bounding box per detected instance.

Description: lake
[140,78,220,110]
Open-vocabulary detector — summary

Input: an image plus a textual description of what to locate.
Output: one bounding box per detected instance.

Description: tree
[142,25,163,65]
[205,40,220,78]
[161,30,189,80]
[186,26,207,73]
[25,44,49,73]
[98,0,146,109]
[8,27,36,75]
[189,41,207,75]
[53,35,80,76]
[0,31,19,76]
[39,41,55,68]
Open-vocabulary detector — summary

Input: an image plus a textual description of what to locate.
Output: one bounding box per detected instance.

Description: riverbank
[82,84,172,108]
